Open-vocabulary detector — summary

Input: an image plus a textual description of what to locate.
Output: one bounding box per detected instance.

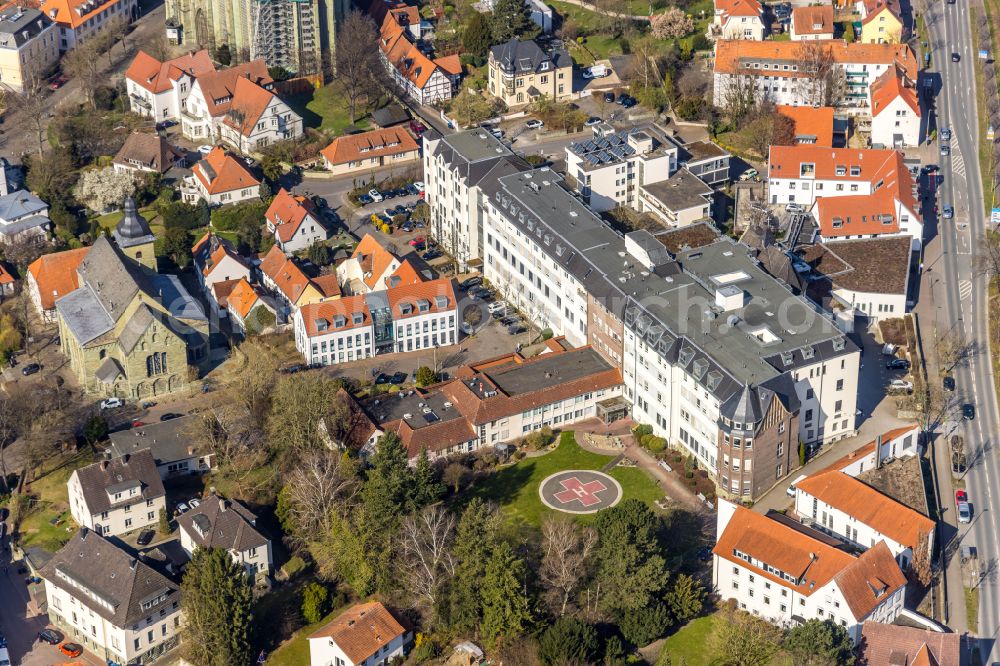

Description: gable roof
[716,0,764,23]
[221,75,281,136]
[384,259,424,289]
[320,127,419,168]
[39,528,179,627]
[0,262,14,285]
[71,448,165,515]
[272,258,314,304]
[434,53,462,77]
[259,244,288,281]
[350,234,400,290]
[299,295,371,336]
[193,147,260,195]
[309,601,408,664]
[113,133,185,173]
[379,19,446,89]
[871,68,920,117]
[385,277,456,319]
[225,277,263,319]
[858,622,962,666]
[792,5,834,35]
[176,495,268,553]
[211,277,243,307]
[193,60,273,119]
[713,39,918,81]
[861,0,902,24]
[125,49,215,94]
[310,274,342,298]
[796,470,934,548]
[27,247,88,310]
[775,105,835,147]
[265,188,320,243]
[833,541,908,618]
[821,424,920,473]
[40,0,129,30]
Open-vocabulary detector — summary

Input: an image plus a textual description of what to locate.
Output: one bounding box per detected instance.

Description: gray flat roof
[437,129,511,163]
[641,168,713,212]
[484,168,850,390]
[681,140,730,163]
[370,390,466,431]
[486,347,612,396]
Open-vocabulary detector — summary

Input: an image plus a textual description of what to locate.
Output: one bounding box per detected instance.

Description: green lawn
[459,431,663,528]
[286,85,373,135]
[660,614,717,666]
[265,601,352,666]
[18,449,95,552]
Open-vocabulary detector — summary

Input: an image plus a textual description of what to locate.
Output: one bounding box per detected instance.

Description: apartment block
[487,38,572,108]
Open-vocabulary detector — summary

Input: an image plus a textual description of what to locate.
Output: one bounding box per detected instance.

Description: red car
[48,75,68,90]
[409,120,427,136]
[59,643,83,658]
[132,420,146,428]
[408,236,425,246]
[956,489,968,505]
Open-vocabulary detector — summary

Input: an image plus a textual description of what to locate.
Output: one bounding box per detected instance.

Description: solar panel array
[570,132,638,167]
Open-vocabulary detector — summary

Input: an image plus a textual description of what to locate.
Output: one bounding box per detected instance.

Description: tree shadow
[284,91,323,131]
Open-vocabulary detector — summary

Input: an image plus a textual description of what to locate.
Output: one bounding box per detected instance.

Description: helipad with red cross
[539,470,622,514]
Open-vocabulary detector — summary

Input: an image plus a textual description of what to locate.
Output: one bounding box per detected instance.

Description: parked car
[490,128,504,139]
[375,373,390,384]
[20,363,40,376]
[603,92,615,103]
[176,502,190,514]
[37,630,62,645]
[885,358,911,370]
[60,643,83,658]
[409,236,426,247]
[383,189,396,199]
[136,530,155,546]
[488,301,506,314]
[739,168,760,182]
[460,276,482,290]
[413,181,425,193]
[100,397,123,410]
[48,74,68,90]
[786,203,803,212]
[943,205,954,219]
[390,372,407,384]
[422,249,441,260]
[941,128,952,141]
[585,117,602,126]
[889,379,913,393]
[358,194,373,205]
[160,412,183,421]
[131,420,146,428]
[619,96,637,108]
[368,189,384,202]
[940,144,951,156]
[409,120,427,135]
[189,498,201,508]
[197,145,213,155]
[963,403,976,420]
[525,119,544,129]
[958,501,972,523]
[956,489,969,505]
[507,324,526,335]
[944,375,956,391]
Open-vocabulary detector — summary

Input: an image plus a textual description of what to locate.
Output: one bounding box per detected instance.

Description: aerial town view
[0,0,990,661]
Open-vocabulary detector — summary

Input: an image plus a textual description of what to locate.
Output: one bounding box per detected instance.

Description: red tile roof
[385,277,455,319]
[715,0,763,19]
[713,40,917,81]
[299,295,371,336]
[226,278,262,319]
[861,0,902,24]
[320,127,420,168]
[272,259,314,304]
[0,263,15,285]
[715,503,906,619]
[125,49,215,94]
[311,274,342,298]
[378,20,445,89]
[221,76,279,136]
[858,622,962,666]
[870,68,920,117]
[385,259,424,289]
[195,60,273,119]
[259,245,288,281]
[792,5,834,35]
[309,601,407,664]
[27,247,88,310]
[821,425,920,473]
[350,234,400,291]
[211,277,242,308]
[265,188,319,243]
[193,147,261,195]
[433,54,463,77]
[775,105,835,147]
[796,470,934,549]
[40,0,131,29]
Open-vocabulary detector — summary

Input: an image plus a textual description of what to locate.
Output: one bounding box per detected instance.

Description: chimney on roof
[219,497,228,512]
[875,434,884,469]
[129,558,138,570]
[123,454,130,465]
[101,460,109,470]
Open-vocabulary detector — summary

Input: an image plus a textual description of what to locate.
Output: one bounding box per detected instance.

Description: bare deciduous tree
[398,505,456,619]
[190,405,274,500]
[335,11,381,122]
[539,515,597,617]
[225,340,279,428]
[281,449,359,539]
[796,42,843,107]
[722,73,760,124]
[62,41,102,108]
[19,76,49,157]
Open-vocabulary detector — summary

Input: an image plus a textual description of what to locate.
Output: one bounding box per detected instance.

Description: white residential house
[39,0,138,51]
[225,278,278,337]
[295,295,376,366]
[265,188,329,253]
[177,495,273,580]
[713,499,908,642]
[868,70,921,148]
[180,60,275,145]
[0,188,51,243]
[335,234,402,295]
[41,529,182,665]
[564,127,678,213]
[182,147,261,206]
[124,49,214,121]
[108,415,217,480]
[709,0,766,40]
[386,279,458,353]
[214,75,304,153]
[191,232,251,293]
[308,601,411,666]
[67,449,166,537]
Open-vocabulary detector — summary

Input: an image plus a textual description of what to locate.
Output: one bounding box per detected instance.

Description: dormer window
[800,163,815,177]
[835,166,846,176]
[850,166,861,177]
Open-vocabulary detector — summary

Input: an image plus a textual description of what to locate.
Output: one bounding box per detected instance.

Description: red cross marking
[553,477,608,507]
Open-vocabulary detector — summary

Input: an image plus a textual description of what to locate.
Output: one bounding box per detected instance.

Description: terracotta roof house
[308,601,412,666]
[713,499,908,642]
[709,0,766,40]
[336,233,403,294]
[26,246,88,321]
[113,132,186,175]
[125,49,215,120]
[39,0,138,50]
[0,262,15,296]
[67,449,167,538]
[258,245,328,312]
[857,0,904,44]
[869,69,921,147]
[776,105,835,146]
[821,424,920,477]
[857,622,965,666]
[791,5,835,40]
[321,388,382,453]
[225,277,278,336]
[177,495,272,579]
[191,232,252,298]
[215,75,304,154]
[320,127,420,176]
[265,188,329,253]
[184,147,261,207]
[373,2,455,105]
[40,528,183,665]
[360,344,624,458]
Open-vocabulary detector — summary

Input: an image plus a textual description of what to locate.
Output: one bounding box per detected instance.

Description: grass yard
[659,614,717,666]
[17,448,95,552]
[458,431,663,528]
[967,585,980,632]
[264,597,352,666]
[286,85,373,136]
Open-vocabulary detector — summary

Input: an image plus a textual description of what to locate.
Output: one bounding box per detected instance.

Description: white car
[490,128,504,139]
[369,189,384,202]
[189,498,201,508]
[176,502,190,514]
[100,397,123,410]
[525,119,544,129]
[197,145,213,155]
[413,181,425,193]
[488,301,506,315]
[889,379,914,393]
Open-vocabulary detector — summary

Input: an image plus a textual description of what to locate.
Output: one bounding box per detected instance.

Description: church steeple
[113,197,157,271]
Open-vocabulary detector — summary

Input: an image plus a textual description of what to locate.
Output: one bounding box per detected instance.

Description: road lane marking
[960,279,973,300]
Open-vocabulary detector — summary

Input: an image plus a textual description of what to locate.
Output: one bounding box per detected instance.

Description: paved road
[925,0,1000,658]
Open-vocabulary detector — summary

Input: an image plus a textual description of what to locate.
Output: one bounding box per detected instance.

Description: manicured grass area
[286,85,373,135]
[459,431,663,528]
[264,597,352,666]
[660,614,717,666]
[18,449,95,552]
[966,585,980,632]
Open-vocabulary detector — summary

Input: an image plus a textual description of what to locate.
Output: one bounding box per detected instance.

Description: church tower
[114,197,158,271]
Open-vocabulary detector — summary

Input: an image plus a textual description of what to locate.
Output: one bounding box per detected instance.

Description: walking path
[554,0,651,20]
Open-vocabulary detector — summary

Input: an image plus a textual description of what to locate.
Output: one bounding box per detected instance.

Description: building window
[146,352,168,377]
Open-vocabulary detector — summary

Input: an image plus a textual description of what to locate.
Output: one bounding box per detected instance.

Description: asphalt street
[925,0,1000,658]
